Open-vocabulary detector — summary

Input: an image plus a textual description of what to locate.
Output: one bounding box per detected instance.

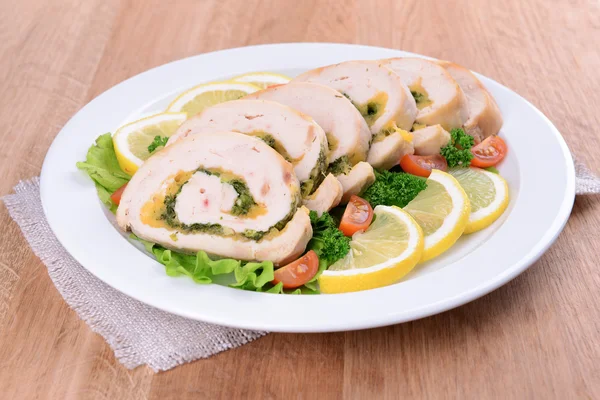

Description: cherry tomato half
[339,195,374,237]
[400,154,448,177]
[272,250,319,289]
[110,183,128,206]
[471,136,507,168]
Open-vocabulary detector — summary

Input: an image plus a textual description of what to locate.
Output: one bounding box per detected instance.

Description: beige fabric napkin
[575,161,600,195]
[3,178,266,371]
[3,163,599,371]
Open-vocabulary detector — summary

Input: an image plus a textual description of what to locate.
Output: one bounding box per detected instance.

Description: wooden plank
[0,0,598,398]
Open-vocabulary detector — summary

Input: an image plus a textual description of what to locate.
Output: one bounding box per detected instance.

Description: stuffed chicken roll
[382,58,469,131]
[246,82,373,205]
[117,132,312,265]
[292,60,417,171]
[437,60,503,143]
[246,82,371,168]
[168,99,328,198]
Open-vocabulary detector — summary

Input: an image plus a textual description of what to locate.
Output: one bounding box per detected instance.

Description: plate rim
[39,42,576,332]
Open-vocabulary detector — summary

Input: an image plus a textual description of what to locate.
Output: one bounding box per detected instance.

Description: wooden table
[1,0,599,398]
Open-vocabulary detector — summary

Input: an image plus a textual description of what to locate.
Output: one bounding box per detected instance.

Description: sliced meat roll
[168,99,328,198]
[246,82,371,166]
[412,125,451,156]
[117,132,312,265]
[367,132,414,170]
[437,61,503,143]
[382,58,469,131]
[292,60,417,135]
[303,173,343,216]
[336,162,376,204]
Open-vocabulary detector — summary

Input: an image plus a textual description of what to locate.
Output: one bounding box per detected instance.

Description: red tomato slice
[339,195,374,237]
[471,136,507,168]
[272,250,319,289]
[400,154,448,177]
[110,183,128,206]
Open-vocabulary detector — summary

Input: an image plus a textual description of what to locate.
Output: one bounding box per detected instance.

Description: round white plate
[40,43,575,332]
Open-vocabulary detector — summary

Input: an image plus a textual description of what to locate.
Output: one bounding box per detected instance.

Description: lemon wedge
[112,112,187,175]
[404,169,470,262]
[449,167,509,234]
[231,71,291,89]
[319,206,424,294]
[166,81,260,117]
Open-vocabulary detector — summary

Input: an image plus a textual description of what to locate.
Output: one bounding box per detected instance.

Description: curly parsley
[307,211,350,266]
[147,135,169,154]
[361,169,427,208]
[440,128,474,167]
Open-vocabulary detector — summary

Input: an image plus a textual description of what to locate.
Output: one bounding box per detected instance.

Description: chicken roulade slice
[293,60,417,173]
[367,132,414,171]
[117,132,312,265]
[246,82,371,167]
[437,61,503,143]
[292,60,417,135]
[382,58,469,131]
[168,99,328,198]
[412,125,451,156]
[336,162,376,204]
[303,173,343,216]
[245,82,372,204]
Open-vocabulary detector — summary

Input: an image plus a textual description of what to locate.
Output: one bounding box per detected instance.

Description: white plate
[40,43,575,332]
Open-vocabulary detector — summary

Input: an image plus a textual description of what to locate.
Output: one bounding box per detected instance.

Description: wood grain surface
[0,0,599,398]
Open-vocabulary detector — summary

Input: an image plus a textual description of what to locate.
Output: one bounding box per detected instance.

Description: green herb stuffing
[367,102,378,116]
[197,170,256,216]
[307,211,350,267]
[411,90,425,104]
[259,134,276,148]
[361,169,427,208]
[147,135,169,154]
[372,126,396,143]
[76,133,131,213]
[301,146,328,197]
[355,101,383,126]
[228,179,257,216]
[242,229,266,241]
[328,155,352,175]
[440,128,475,168]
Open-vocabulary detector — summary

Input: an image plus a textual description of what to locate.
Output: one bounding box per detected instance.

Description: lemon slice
[449,167,509,234]
[404,170,470,262]
[231,72,291,89]
[166,82,260,116]
[113,112,187,175]
[319,206,424,294]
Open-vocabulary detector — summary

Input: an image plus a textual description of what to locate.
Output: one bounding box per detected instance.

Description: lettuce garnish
[131,235,310,293]
[76,133,130,213]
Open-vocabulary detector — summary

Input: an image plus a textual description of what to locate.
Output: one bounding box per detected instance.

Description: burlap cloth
[2,162,598,371]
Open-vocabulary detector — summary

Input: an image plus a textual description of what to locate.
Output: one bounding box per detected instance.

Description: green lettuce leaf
[302,259,328,292]
[130,234,156,253]
[152,247,240,284]
[230,261,274,291]
[76,133,130,212]
[129,234,320,293]
[265,282,302,295]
